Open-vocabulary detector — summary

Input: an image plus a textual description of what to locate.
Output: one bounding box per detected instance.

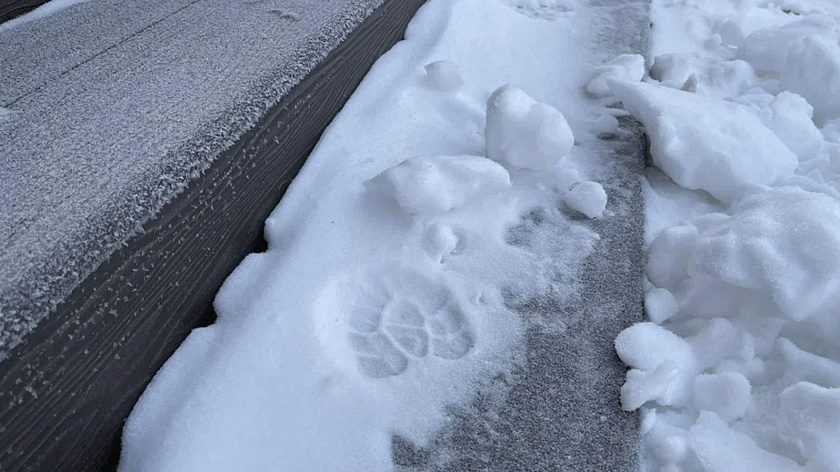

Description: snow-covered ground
[115,0,840,470]
[118,0,645,470]
[610,0,840,471]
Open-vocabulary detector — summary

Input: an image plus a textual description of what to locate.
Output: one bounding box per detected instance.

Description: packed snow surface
[119,0,644,469]
[609,0,840,470]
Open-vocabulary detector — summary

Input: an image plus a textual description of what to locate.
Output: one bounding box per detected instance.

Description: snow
[610,0,840,470]
[762,91,825,162]
[694,187,840,322]
[781,382,840,470]
[586,53,645,97]
[644,287,679,324]
[609,79,798,204]
[368,155,511,215]
[621,360,678,411]
[119,0,645,469]
[693,372,751,422]
[424,60,465,93]
[689,411,802,472]
[564,180,608,218]
[485,84,574,170]
[740,16,840,125]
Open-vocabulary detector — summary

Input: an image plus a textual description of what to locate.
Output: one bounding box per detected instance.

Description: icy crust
[605,0,840,471]
[0,0,386,356]
[119,0,623,468]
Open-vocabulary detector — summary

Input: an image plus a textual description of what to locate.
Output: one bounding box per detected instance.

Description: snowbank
[609,0,840,471]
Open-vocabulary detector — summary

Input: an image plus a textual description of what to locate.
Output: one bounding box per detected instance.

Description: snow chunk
[485,85,574,170]
[718,20,745,48]
[762,91,825,162]
[616,323,695,407]
[646,224,698,291]
[616,323,694,372]
[689,411,802,472]
[369,155,511,215]
[609,79,798,204]
[740,17,840,124]
[649,54,693,90]
[586,54,645,97]
[564,181,607,218]
[648,54,757,99]
[687,318,741,372]
[779,338,840,389]
[645,287,679,324]
[591,113,620,138]
[422,223,458,263]
[424,60,465,94]
[695,187,840,321]
[781,382,840,470]
[694,372,751,422]
[649,423,689,465]
[739,16,833,74]
[621,361,677,410]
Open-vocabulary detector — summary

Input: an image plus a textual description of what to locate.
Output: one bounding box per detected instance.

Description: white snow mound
[485,85,574,170]
[609,79,798,204]
[694,187,840,322]
[369,155,511,215]
[740,17,840,125]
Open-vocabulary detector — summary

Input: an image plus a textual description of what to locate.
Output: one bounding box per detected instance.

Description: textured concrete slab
[0,0,386,355]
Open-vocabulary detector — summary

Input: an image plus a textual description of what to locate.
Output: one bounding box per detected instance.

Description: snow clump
[369,155,511,215]
[586,54,645,96]
[609,79,798,204]
[564,181,607,218]
[485,85,574,170]
[740,16,840,125]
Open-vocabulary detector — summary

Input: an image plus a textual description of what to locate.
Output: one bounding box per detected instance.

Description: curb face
[0,0,45,24]
[0,1,426,469]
